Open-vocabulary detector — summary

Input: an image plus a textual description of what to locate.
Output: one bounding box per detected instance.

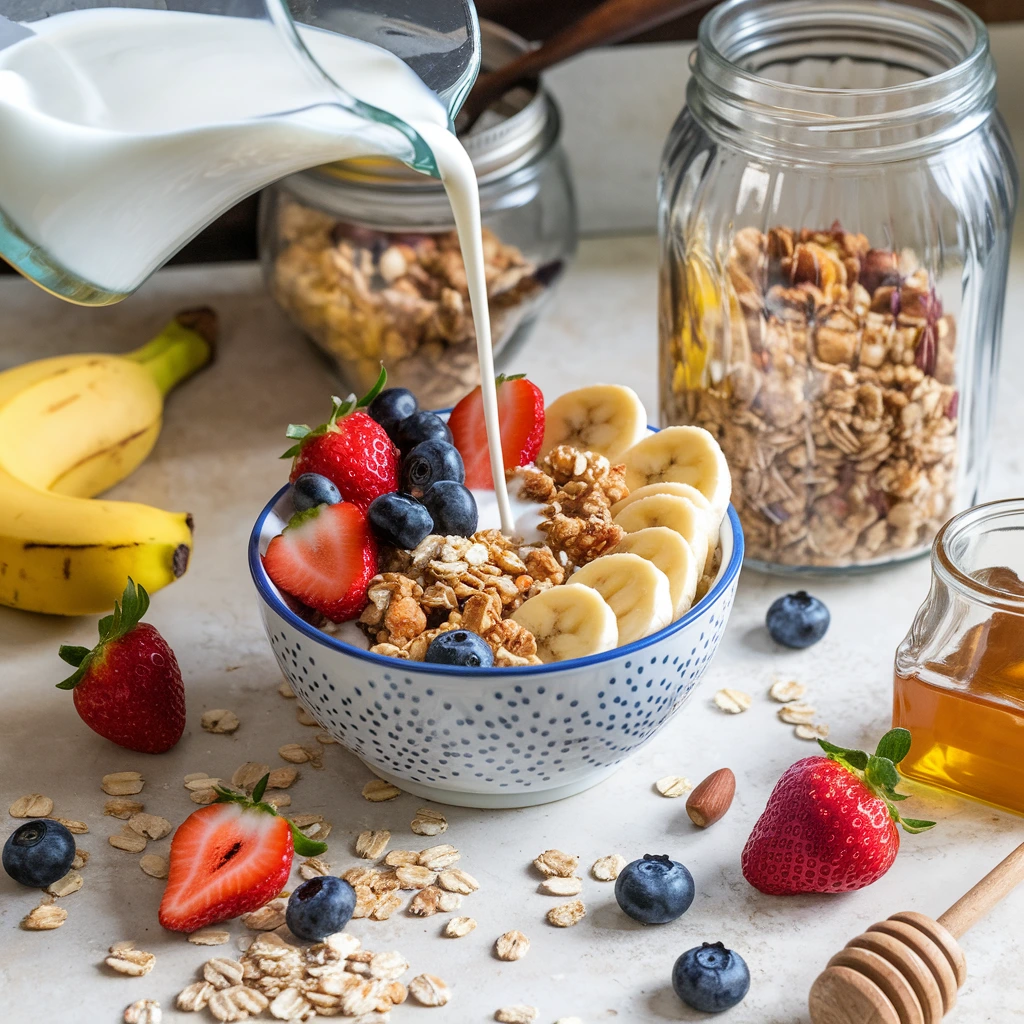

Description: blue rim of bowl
[249,487,744,678]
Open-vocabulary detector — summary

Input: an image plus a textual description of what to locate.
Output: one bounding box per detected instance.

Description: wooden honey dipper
[809,839,1024,1024]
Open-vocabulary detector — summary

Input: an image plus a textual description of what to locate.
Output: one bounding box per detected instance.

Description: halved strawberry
[448,374,545,489]
[159,776,326,933]
[263,501,377,622]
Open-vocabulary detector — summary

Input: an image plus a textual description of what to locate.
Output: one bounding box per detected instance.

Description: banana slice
[620,425,731,524]
[511,583,618,663]
[541,385,648,461]
[569,552,673,645]
[613,527,697,620]
[613,493,709,578]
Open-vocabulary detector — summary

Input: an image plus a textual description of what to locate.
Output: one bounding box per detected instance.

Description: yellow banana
[0,308,215,614]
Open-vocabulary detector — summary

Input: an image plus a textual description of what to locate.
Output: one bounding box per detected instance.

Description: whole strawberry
[284,367,398,509]
[57,579,185,754]
[741,728,934,895]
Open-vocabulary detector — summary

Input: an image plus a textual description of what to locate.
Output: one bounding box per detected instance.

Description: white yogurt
[0,7,514,525]
[472,470,548,544]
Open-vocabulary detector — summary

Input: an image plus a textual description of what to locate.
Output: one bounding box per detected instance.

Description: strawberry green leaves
[214,775,329,857]
[819,728,935,835]
[57,578,151,689]
[282,365,388,459]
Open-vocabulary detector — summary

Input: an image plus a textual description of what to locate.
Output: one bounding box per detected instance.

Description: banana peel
[0,308,215,615]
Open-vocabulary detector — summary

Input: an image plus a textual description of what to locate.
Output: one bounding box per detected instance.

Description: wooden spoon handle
[937,839,1024,938]
[462,0,714,124]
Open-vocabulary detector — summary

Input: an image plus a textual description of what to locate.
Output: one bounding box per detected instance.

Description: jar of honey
[894,499,1024,813]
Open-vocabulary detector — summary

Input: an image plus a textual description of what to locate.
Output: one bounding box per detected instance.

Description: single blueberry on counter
[368,492,434,550]
[401,439,465,497]
[766,591,830,649]
[421,480,477,537]
[614,854,694,924]
[367,387,418,441]
[673,942,750,1013]
[425,630,495,668]
[292,472,342,512]
[395,410,453,454]
[3,819,76,888]
[285,875,357,941]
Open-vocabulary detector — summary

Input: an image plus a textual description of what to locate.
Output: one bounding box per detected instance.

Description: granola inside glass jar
[260,22,577,409]
[660,0,1018,571]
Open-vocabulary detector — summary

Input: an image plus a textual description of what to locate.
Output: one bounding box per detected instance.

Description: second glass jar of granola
[660,0,1018,571]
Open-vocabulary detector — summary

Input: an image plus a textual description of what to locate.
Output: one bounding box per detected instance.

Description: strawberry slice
[159,775,326,933]
[263,501,377,622]
[448,374,545,489]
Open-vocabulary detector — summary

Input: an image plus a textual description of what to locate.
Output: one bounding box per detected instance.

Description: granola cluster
[270,198,547,407]
[354,447,629,666]
[664,223,958,567]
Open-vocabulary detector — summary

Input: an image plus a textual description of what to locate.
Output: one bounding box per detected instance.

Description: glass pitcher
[0,0,480,305]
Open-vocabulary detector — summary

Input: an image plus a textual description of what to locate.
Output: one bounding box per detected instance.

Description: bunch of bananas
[0,308,215,615]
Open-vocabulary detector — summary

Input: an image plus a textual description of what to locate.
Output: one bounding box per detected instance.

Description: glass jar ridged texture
[260,23,577,410]
[659,0,1018,572]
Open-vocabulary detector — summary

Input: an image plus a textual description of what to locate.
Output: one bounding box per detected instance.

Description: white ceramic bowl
[250,467,743,808]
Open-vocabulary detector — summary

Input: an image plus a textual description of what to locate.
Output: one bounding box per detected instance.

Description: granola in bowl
[257,371,734,669]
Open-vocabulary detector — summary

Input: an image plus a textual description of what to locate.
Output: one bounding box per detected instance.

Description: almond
[685,768,736,828]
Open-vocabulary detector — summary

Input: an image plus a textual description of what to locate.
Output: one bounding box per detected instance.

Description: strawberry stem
[212,777,328,856]
[818,728,936,834]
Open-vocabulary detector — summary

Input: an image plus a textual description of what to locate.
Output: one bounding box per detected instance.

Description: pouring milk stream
[0,7,516,532]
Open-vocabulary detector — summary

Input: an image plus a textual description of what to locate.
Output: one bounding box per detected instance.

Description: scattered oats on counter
[127,813,173,840]
[315,731,338,745]
[362,779,402,803]
[176,981,214,1013]
[395,864,436,890]
[139,854,168,879]
[355,830,391,859]
[106,943,156,977]
[102,772,145,796]
[444,916,476,938]
[408,973,451,1007]
[370,891,403,921]
[385,850,419,868]
[123,999,162,1024]
[540,876,582,897]
[777,703,817,725]
[410,807,448,836]
[495,1005,538,1023]
[230,762,269,791]
[769,679,807,703]
[277,680,295,698]
[202,956,244,989]
[9,793,54,817]
[494,930,530,962]
[200,709,240,734]
[240,898,287,931]
[407,886,442,917]
[264,793,291,810]
[190,788,219,806]
[418,844,460,871]
[276,743,311,765]
[46,869,83,897]
[106,797,145,819]
[266,766,299,789]
[591,854,626,881]
[437,869,479,895]
[296,705,318,727]
[188,930,230,947]
[547,900,586,928]
[71,849,89,870]
[298,856,331,880]
[713,689,752,714]
[533,849,578,878]
[109,829,148,854]
[655,775,692,798]
[184,775,220,791]
[52,816,88,834]
[21,902,67,930]
[796,723,831,741]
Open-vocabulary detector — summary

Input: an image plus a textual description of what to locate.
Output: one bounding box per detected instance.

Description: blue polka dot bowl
[250,491,743,809]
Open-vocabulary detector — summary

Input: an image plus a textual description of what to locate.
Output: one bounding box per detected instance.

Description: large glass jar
[894,499,1024,814]
[659,0,1018,572]
[260,22,577,409]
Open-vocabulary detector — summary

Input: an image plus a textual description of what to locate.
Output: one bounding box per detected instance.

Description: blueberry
[421,480,477,537]
[766,591,830,649]
[425,630,495,668]
[395,410,452,454]
[285,875,357,941]
[292,472,342,512]
[401,439,465,497]
[672,942,750,1013]
[3,819,76,888]
[368,387,418,441]
[614,854,694,924]
[367,492,434,549]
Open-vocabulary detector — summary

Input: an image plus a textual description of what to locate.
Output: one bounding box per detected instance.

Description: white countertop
[1,237,1023,1024]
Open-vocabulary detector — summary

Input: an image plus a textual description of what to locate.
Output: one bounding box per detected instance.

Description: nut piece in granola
[494,930,530,961]
[9,793,53,818]
[408,974,451,1007]
[547,899,586,928]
